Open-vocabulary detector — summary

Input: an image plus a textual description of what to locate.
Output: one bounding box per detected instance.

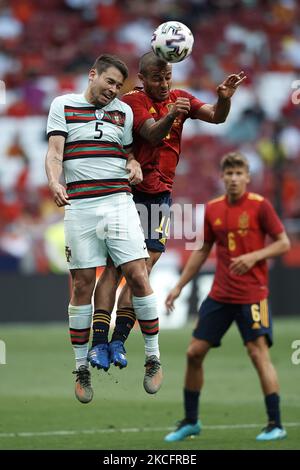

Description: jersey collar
[226,191,248,206]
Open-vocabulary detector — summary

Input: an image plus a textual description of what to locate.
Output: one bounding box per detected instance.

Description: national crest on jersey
[238,211,249,236]
[95,108,104,120]
[47,93,133,201]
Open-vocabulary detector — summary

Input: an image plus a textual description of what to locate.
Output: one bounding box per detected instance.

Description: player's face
[222,166,250,200]
[138,65,172,101]
[88,66,124,107]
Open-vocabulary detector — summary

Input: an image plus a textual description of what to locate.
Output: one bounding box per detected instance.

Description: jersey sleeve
[203,205,215,243]
[122,104,133,148]
[47,96,68,139]
[259,198,284,238]
[176,89,206,119]
[122,92,152,132]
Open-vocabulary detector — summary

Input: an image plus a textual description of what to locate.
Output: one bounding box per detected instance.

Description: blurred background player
[164,152,290,442]
[45,53,162,403]
[89,52,246,370]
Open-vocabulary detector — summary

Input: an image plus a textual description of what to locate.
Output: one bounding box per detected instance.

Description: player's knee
[126,269,149,295]
[186,345,205,367]
[247,345,262,366]
[72,276,95,299]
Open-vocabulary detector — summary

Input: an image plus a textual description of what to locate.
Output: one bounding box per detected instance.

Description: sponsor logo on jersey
[214,217,222,226]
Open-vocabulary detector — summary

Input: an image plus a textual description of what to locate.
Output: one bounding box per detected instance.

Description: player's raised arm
[45,135,70,207]
[166,242,213,311]
[194,71,247,124]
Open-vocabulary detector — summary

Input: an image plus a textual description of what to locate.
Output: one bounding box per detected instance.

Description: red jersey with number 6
[204,192,284,303]
[122,88,205,194]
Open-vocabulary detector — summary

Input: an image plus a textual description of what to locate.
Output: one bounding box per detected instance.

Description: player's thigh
[97,256,122,287]
[94,257,122,308]
[64,207,107,269]
[193,297,235,348]
[146,250,162,273]
[105,193,149,267]
[235,299,273,347]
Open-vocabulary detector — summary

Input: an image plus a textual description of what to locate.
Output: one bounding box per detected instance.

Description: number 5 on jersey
[95,122,103,139]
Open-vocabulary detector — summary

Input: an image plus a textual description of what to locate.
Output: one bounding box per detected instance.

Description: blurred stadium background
[0,0,299,450]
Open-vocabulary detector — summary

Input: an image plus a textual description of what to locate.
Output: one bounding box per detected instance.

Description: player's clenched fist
[168,98,191,117]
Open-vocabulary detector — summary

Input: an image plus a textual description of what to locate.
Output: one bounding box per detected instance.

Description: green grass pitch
[0,318,299,450]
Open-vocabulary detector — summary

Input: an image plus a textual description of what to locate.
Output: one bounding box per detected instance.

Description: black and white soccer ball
[151,21,194,63]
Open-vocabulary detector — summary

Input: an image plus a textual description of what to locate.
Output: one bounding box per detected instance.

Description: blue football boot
[256,424,287,441]
[87,343,110,371]
[109,340,127,369]
[164,419,201,442]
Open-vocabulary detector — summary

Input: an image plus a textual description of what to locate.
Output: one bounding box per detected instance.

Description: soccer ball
[151,21,194,63]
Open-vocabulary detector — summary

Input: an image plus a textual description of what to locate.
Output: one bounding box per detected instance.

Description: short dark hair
[220,152,250,172]
[92,54,128,80]
[139,51,169,75]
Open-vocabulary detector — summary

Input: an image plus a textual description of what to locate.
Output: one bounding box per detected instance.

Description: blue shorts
[133,190,172,253]
[193,296,273,347]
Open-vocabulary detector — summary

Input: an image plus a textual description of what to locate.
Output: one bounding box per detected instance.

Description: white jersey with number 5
[47,93,133,201]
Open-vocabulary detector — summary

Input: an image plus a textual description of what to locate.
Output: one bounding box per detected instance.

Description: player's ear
[138,72,145,84]
[246,170,250,184]
[88,68,97,81]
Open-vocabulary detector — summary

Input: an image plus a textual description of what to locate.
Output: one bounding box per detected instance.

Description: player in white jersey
[45,54,163,404]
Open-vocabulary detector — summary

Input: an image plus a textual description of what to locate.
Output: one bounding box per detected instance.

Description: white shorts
[64,193,149,269]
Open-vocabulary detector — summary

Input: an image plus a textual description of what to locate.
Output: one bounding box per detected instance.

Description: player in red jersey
[164,152,290,442]
[89,52,246,386]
